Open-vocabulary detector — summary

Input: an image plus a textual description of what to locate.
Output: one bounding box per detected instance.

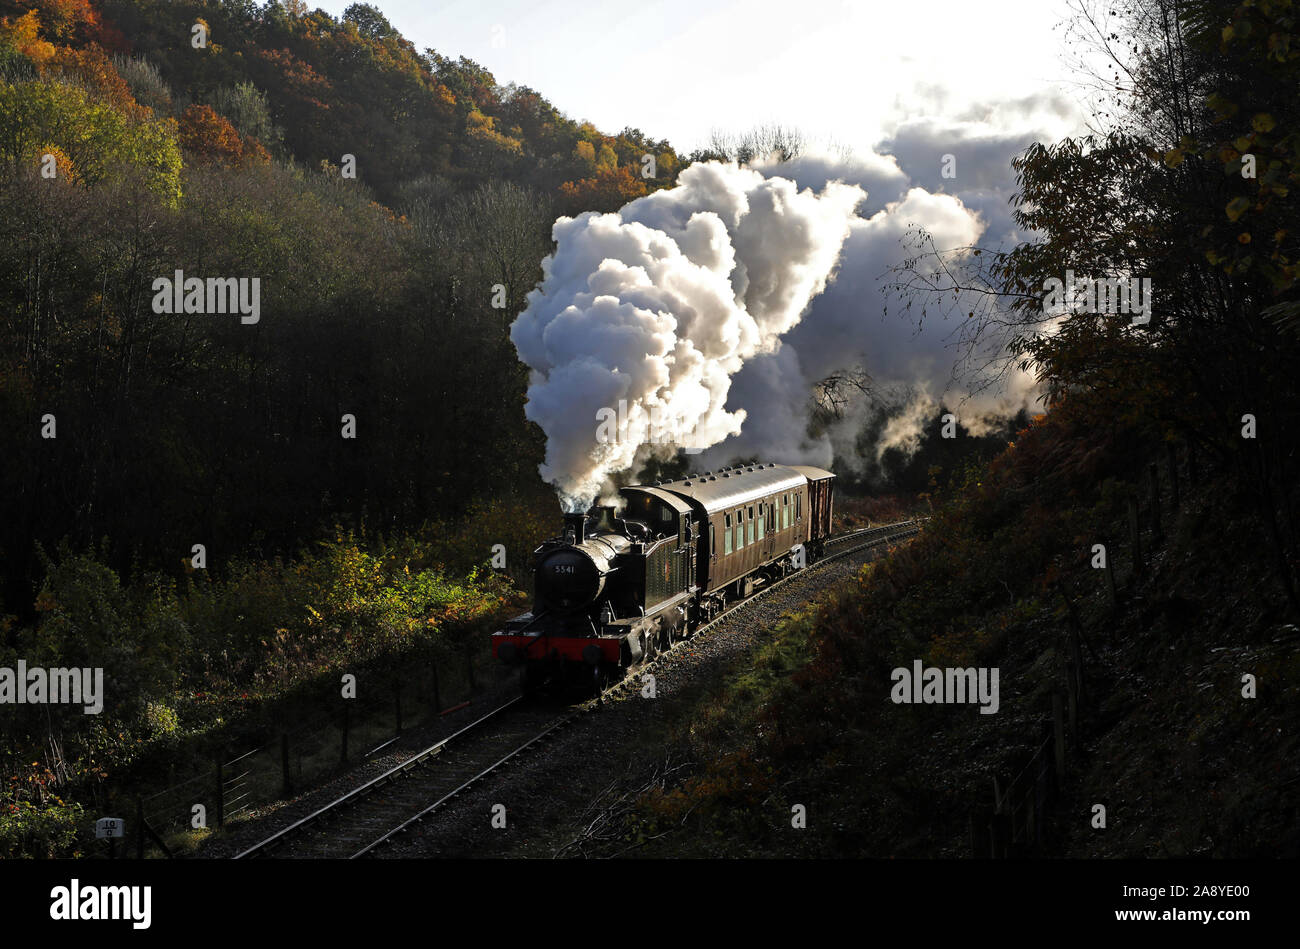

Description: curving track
[233,518,924,859]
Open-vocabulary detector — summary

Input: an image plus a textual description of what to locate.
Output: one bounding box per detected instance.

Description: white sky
[313,0,1089,155]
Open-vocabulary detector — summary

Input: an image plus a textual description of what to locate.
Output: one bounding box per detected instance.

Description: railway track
[233,697,567,859]
[234,517,924,859]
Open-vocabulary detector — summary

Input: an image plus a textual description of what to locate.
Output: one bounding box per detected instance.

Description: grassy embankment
[1,491,558,857]
[614,401,1299,857]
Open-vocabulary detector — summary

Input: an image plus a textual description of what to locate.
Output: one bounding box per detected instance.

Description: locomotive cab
[492,464,833,693]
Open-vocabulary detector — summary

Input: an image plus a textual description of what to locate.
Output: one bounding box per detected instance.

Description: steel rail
[350,517,926,855]
[351,710,579,857]
[234,518,925,859]
[233,695,524,858]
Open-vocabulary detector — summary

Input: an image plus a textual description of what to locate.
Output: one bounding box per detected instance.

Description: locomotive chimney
[593,505,617,532]
[564,512,587,545]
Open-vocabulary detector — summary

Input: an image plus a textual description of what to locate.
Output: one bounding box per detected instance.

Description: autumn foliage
[178,103,268,167]
[0,0,696,859]
[48,45,139,114]
[559,164,648,213]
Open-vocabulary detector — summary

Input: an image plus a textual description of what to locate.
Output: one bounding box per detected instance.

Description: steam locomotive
[492,463,835,689]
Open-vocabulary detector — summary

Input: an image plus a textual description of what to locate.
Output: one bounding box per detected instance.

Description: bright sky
[314,0,1089,155]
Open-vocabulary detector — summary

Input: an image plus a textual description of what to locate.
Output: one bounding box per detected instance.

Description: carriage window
[724,514,732,554]
[797,494,802,520]
[782,494,789,529]
[735,509,743,549]
[757,504,765,541]
[710,524,715,556]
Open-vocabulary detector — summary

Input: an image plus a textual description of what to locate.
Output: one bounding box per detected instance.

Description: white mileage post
[96,817,125,858]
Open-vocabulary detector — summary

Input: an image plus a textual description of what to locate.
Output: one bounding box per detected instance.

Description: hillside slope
[610,398,1299,857]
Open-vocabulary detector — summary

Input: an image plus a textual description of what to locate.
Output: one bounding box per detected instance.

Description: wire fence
[970,442,1189,857]
[100,631,504,858]
[92,444,1191,859]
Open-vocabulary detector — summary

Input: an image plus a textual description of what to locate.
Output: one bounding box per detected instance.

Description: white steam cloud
[511,162,863,510]
[697,106,1066,478]
[701,179,1032,477]
[513,99,1067,507]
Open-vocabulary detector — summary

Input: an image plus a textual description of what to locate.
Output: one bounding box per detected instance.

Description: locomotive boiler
[492,462,835,690]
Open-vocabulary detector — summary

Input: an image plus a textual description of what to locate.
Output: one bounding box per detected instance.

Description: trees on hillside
[0,0,698,614]
[887,0,1300,603]
[0,74,180,197]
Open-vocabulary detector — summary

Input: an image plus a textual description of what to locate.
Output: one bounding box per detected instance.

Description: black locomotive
[492,462,834,689]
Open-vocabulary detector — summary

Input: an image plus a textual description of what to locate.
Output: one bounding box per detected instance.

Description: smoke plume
[511,161,863,510]
[514,98,1069,507]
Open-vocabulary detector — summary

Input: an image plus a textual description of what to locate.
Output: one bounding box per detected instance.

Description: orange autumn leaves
[178,104,269,168]
[4,0,106,42]
[559,165,648,213]
[0,9,51,62]
[2,2,274,183]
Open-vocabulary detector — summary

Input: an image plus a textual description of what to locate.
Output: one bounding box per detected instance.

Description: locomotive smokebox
[564,511,587,545]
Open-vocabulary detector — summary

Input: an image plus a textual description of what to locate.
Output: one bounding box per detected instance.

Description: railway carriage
[492,462,835,690]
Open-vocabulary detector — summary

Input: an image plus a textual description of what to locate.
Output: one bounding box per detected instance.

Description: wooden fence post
[1102,537,1118,609]
[1167,442,1181,510]
[1062,590,1086,647]
[1025,788,1035,849]
[215,756,224,829]
[988,816,999,858]
[1128,496,1143,580]
[1034,756,1048,848]
[990,777,1005,858]
[1053,692,1066,781]
[281,733,292,798]
[1149,463,1163,541]
[1065,615,1086,711]
[1067,672,1078,743]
